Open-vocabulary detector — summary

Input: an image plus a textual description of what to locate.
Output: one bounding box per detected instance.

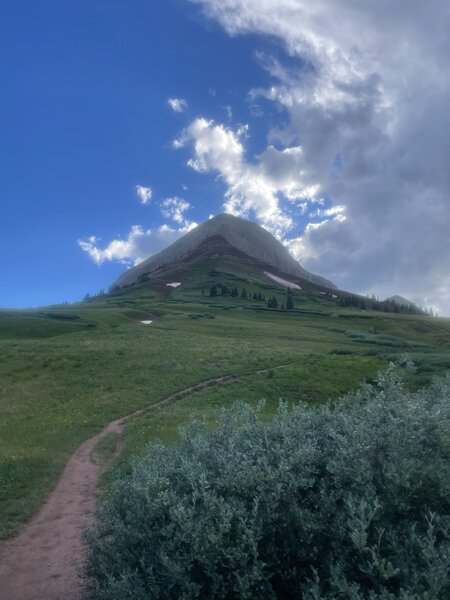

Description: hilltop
[387,295,416,309]
[114,213,335,290]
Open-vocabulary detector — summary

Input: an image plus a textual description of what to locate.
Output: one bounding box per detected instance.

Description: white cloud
[167,97,188,112]
[135,185,152,205]
[160,197,191,225]
[189,0,450,313]
[223,105,233,120]
[310,205,346,219]
[78,222,197,266]
[174,117,322,235]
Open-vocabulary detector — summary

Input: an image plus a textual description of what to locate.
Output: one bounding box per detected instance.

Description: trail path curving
[0,367,286,600]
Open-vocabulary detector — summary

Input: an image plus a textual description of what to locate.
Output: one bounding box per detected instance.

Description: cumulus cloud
[160,197,191,225]
[174,117,321,235]
[135,185,152,205]
[78,222,197,266]
[168,97,188,112]
[189,0,450,313]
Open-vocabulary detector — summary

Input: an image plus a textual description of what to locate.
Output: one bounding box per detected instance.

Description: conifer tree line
[208,284,266,301]
[338,294,434,316]
[207,284,296,310]
[90,280,435,317]
[205,284,434,316]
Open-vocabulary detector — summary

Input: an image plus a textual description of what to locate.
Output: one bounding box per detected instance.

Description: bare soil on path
[0,369,284,600]
[0,419,122,600]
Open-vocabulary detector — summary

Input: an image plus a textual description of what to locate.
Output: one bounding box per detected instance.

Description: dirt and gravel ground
[0,418,123,600]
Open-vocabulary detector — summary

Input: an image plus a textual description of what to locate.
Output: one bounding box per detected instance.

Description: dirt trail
[0,368,285,600]
[0,418,122,600]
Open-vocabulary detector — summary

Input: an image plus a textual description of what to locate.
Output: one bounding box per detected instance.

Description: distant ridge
[386,295,416,309]
[114,213,336,289]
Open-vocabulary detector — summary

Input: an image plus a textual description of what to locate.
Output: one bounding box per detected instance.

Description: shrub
[44,312,80,320]
[84,366,450,599]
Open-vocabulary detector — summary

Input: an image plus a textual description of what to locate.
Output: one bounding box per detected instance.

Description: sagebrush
[84,366,450,599]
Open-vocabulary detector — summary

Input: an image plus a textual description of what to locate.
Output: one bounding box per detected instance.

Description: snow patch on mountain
[264,272,301,290]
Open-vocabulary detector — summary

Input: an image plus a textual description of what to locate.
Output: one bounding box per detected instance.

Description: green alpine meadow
[1,214,450,599]
[3,2,450,597]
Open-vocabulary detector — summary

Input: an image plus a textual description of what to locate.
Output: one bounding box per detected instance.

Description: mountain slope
[115,214,336,289]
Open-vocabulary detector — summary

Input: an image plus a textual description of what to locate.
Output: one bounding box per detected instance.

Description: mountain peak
[386,295,416,308]
[114,214,336,289]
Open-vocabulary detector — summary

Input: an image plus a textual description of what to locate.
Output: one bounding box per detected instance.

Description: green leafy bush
[84,366,450,599]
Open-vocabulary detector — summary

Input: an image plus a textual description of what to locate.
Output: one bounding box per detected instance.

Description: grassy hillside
[1,265,450,538]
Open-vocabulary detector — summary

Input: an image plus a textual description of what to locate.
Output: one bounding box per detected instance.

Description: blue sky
[2,1,449,313]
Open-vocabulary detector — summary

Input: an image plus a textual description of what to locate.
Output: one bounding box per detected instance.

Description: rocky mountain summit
[114,213,336,289]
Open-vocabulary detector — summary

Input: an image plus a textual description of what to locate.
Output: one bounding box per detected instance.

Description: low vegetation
[109,355,382,473]
[1,262,450,539]
[84,366,450,599]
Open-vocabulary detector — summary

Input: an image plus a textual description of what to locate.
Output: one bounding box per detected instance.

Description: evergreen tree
[268,296,279,309]
[221,286,228,296]
[209,285,218,297]
[286,294,294,310]
[241,288,248,299]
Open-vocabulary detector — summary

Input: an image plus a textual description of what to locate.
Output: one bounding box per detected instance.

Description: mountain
[386,295,416,309]
[114,213,336,290]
